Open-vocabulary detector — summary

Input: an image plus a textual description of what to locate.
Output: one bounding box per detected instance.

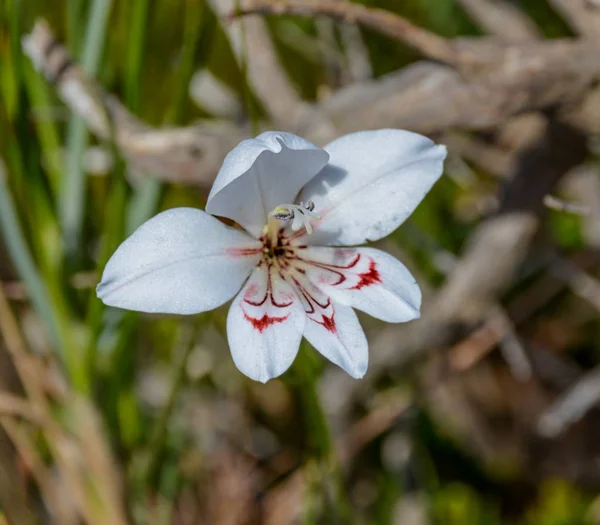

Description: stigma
[269,201,320,235]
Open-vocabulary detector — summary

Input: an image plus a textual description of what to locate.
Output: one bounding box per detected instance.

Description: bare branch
[538,365,600,437]
[22,17,600,186]
[543,194,590,215]
[456,0,541,41]
[207,0,306,127]
[264,392,411,525]
[339,21,373,82]
[23,14,600,183]
[235,0,462,66]
[325,118,588,422]
[551,258,600,313]
[449,304,531,381]
[317,39,600,137]
[22,20,247,186]
[443,132,515,178]
[548,0,600,42]
[563,165,600,247]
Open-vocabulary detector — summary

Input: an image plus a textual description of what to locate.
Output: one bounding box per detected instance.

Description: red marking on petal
[243,312,289,333]
[244,289,268,307]
[316,313,336,333]
[226,247,262,257]
[351,259,381,290]
[291,253,361,287]
[244,266,294,308]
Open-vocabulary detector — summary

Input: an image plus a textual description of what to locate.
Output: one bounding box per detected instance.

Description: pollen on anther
[268,202,320,235]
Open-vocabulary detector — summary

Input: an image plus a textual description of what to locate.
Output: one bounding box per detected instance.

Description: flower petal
[298,129,447,246]
[206,132,330,237]
[291,246,420,323]
[97,208,261,314]
[287,273,367,378]
[227,264,305,382]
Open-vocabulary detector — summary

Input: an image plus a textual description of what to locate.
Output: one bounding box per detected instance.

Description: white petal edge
[97,208,261,314]
[298,129,447,246]
[294,246,421,323]
[303,301,368,379]
[227,264,305,382]
[206,131,329,237]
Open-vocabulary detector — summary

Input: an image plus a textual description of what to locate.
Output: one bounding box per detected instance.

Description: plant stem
[139,321,198,488]
[292,346,352,524]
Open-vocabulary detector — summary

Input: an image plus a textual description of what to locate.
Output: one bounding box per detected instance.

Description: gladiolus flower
[97,130,446,382]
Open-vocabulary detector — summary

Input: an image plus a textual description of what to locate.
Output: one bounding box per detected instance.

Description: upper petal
[292,246,421,323]
[227,263,305,382]
[97,208,261,314]
[206,132,330,237]
[298,129,446,246]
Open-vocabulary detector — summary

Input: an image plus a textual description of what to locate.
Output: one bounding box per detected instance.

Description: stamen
[267,201,320,238]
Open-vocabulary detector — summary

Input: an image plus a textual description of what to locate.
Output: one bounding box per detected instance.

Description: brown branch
[22,20,247,186]
[264,392,411,525]
[538,365,600,437]
[234,0,462,67]
[317,37,600,137]
[548,0,600,42]
[208,0,306,127]
[23,16,600,182]
[325,117,589,423]
[442,132,515,178]
[456,0,541,42]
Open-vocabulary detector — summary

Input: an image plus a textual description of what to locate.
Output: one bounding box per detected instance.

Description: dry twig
[235,0,462,66]
[22,10,600,181]
[456,0,541,41]
[538,365,600,438]
[208,0,306,127]
[548,0,600,42]
[22,20,246,186]
[0,276,129,525]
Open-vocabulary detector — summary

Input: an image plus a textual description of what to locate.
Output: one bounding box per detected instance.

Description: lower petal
[292,246,421,323]
[227,264,305,383]
[303,300,368,379]
[287,274,367,378]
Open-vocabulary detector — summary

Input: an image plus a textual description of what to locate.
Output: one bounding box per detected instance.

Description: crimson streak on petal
[243,312,289,333]
[241,263,297,333]
[316,313,336,333]
[244,264,293,308]
[226,247,263,257]
[350,259,381,290]
[289,272,339,334]
[288,252,361,287]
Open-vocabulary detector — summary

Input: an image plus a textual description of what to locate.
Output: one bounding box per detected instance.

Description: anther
[271,208,295,221]
[268,202,320,235]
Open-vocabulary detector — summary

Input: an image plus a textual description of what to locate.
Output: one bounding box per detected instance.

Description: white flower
[97,130,447,382]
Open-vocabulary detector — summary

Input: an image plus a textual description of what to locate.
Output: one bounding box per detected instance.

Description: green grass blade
[125,0,150,114]
[66,0,84,52]
[61,0,113,255]
[0,159,61,349]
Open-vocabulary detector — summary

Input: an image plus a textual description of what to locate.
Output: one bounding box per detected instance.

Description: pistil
[266,215,282,248]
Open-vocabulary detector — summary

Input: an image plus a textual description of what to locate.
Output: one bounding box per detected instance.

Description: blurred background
[2,0,600,523]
